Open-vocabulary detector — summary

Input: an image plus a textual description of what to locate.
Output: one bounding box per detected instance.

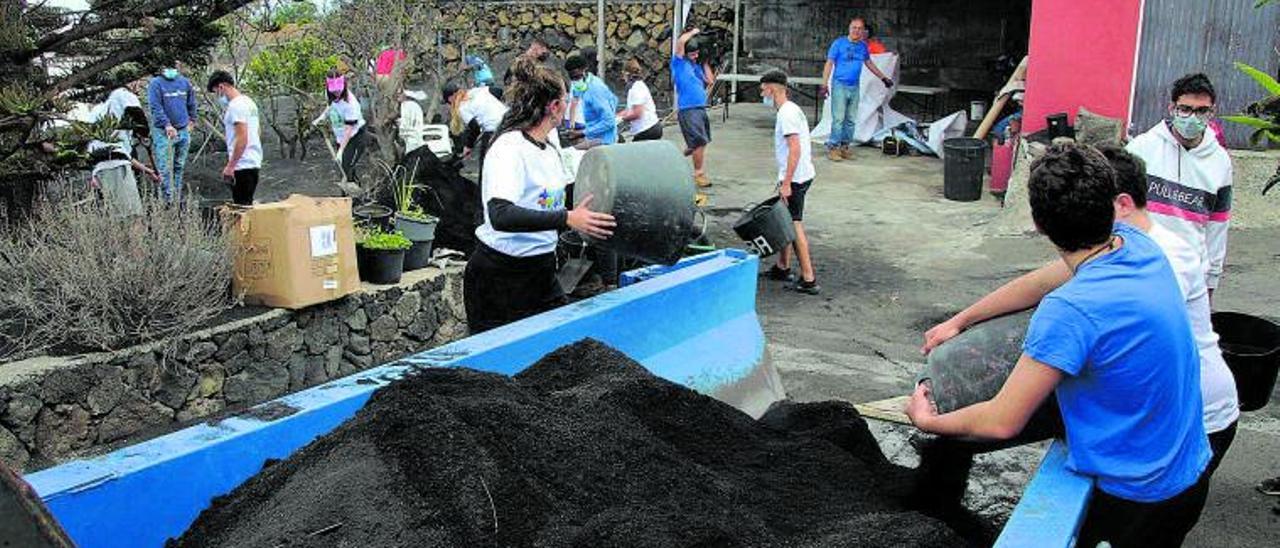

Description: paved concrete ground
[682,104,1280,546]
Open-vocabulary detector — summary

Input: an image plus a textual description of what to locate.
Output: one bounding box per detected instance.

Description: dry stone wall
[444,0,737,111]
[0,267,466,472]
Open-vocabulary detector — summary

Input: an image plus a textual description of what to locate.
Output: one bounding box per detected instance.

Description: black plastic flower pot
[353,203,394,232]
[403,239,434,271]
[357,245,406,285]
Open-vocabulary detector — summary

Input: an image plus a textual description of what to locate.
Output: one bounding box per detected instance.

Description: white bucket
[969,101,987,121]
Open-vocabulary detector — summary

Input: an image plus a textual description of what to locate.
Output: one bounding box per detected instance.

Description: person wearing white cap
[399,89,428,155]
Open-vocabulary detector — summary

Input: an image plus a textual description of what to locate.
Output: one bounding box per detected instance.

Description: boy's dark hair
[530,37,549,49]
[564,53,587,73]
[1028,144,1118,252]
[1170,73,1216,104]
[760,70,788,86]
[205,70,235,92]
[1096,144,1148,208]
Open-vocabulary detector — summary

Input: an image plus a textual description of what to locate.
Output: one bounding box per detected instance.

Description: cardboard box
[225,194,360,309]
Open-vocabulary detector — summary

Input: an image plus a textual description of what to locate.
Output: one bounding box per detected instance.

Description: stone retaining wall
[0,266,466,472]
[447,0,737,109]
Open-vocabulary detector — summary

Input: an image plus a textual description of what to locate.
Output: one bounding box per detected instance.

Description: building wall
[743,0,1031,106]
[1021,0,1143,134]
[1130,0,1280,148]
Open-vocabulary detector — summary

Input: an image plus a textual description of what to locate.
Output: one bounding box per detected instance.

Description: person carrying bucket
[908,144,1213,548]
[463,56,615,333]
[759,70,819,295]
[921,146,1242,512]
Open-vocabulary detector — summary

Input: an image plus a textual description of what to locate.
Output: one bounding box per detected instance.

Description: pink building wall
[1022,0,1144,134]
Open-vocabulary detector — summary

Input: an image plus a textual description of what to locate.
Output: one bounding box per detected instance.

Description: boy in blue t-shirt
[906,144,1211,547]
[821,17,894,162]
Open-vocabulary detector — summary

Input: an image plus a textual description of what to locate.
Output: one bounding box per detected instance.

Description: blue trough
[24,248,1092,547]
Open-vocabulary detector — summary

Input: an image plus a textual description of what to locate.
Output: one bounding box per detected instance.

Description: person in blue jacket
[564,53,618,145]
[146,62,198,203]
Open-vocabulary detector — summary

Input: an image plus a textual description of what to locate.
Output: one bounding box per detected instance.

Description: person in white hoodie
[1126,73,1233,297]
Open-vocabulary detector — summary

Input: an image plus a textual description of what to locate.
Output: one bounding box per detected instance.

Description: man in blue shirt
[907,144,1212,547]
[672,28,715,190]
[822,17,894,162]
[147,62,198,203]
[564,53,618,145]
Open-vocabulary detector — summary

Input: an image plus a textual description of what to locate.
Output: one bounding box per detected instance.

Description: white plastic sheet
[925,110,969,160]
[811,53,908,144]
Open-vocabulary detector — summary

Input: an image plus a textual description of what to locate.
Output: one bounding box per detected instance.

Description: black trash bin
[1212,311,1280,412]
[943,138,987,202]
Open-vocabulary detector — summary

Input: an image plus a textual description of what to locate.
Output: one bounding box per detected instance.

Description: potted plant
[355,227,412,284]
[391,163,439,271]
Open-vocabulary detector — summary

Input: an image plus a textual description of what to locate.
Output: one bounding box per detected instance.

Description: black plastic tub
[1212,312,1280,412]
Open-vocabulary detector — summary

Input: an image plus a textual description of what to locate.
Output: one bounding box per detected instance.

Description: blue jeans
[152,127,191,202]
[826,82,860,149]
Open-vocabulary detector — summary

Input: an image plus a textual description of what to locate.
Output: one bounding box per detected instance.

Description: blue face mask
[162,68,179,80]
[1170,113,1207,141]
[218,95,230,108]
[762,95,775,108]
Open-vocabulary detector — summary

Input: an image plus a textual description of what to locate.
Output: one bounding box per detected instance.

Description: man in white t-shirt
[618,58,662,142]
[760,70,820,295]
[922,145,1240,476]
[207,71,263,205]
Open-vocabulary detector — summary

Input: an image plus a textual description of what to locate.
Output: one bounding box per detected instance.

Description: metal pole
[596,0,606,78]
[731,0,740,101]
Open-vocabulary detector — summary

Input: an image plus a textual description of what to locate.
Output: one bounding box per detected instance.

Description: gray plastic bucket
[573,141,696,265]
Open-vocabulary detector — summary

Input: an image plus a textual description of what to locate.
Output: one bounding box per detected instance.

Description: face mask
[762,93,775,108]
[537,52,551,62]
[1170,113,1207,140]
[162,68,179,80]
[218,95,230,108]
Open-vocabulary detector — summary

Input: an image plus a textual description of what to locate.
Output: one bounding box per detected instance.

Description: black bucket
[353,203,394,232]
[403,239,434,271]
[1212,312,1280,412]
[943,138,986,202]
[731,196,796,257]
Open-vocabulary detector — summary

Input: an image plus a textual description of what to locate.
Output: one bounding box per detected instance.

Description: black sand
[170,339,965,548]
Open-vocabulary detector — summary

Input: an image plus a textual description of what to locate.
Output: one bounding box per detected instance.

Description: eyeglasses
[1173,104,1214,118]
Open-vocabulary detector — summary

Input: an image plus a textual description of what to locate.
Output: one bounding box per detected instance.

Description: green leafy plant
[1222,61,1280,194]
[358,228,412,251]
[381,161,434,221]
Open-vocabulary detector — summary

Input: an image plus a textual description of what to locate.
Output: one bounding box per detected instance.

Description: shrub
[0,193,236,360]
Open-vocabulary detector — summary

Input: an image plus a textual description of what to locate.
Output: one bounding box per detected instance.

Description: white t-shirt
[774,101,816,183]
[459,86,507,133]
[1147,222,1240,433]
[331,94,365,144]
[86,102,132,175]
[223,95,263,171]
[399,100,425,153]
[105,88,141,119]
[476,131,569,257]
[626,80,659,136]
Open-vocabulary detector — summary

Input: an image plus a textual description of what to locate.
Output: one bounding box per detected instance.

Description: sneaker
[791,279,821,295]
[827,149,843,162]
[694,173,712,187]
[840,146,855,160]
[763,266,794,281]
[1258,476,1280,496]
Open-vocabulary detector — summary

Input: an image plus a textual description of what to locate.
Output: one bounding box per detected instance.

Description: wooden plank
[854,395,912,425]
[715,74,945,95]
